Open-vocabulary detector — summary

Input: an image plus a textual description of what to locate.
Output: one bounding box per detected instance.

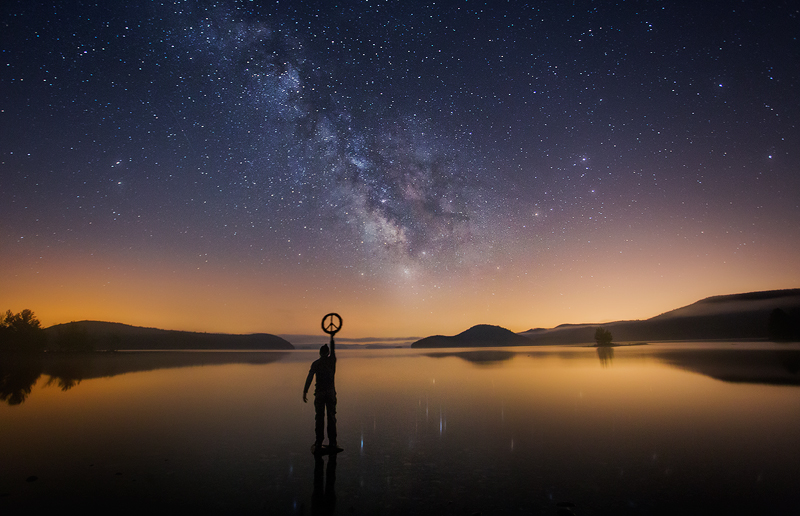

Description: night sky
[2,1,799,338]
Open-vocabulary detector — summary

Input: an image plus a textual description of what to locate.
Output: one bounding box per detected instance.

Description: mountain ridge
[413,289,800,348]
[39,288,800,350]
[44,320,294,350]
[518,288,800,345]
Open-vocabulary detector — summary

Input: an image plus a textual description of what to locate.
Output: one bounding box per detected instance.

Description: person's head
[319,344,330,357]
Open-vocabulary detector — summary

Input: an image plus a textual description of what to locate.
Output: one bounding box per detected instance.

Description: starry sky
[2,1,799,338]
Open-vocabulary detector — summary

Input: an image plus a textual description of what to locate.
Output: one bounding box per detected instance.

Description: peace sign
[321,313,343,336]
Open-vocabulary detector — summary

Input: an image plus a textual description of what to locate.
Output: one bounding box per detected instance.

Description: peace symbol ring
[321,313,342,336]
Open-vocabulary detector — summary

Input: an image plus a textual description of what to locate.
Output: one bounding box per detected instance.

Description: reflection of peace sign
[321,313,343,336]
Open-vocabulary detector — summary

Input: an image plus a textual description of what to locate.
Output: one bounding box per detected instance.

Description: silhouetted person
[303,340,337,450]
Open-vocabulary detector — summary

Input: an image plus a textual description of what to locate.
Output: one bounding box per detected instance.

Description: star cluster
[2,1,799,336]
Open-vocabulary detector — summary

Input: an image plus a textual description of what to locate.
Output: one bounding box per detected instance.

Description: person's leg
[326,396,337,447]
[314,396,325,446]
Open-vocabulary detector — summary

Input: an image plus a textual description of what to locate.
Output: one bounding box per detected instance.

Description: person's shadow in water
[312,453,336,515]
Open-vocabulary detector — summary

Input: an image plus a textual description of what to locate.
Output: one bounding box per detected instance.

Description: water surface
[2,343,799,514]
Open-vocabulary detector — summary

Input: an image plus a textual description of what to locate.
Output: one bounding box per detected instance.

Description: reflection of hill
[42,351,291,380]
[420,345,800,385]
[1,351,291,405]
[654,348,800,386]
[411,325,531,348]
[44,321,294,350]
[426,350,517,365]
[519,289,800,345]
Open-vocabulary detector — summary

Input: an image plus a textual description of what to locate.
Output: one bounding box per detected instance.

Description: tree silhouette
[0,309,47,352]
[594,327,613,347]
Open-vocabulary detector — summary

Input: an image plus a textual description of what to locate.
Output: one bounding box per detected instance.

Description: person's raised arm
[330,336,336,358]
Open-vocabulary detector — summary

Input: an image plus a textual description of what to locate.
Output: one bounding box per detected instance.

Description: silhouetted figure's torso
[306,355,336,397]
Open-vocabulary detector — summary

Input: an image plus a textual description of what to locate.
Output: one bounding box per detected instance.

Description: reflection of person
[303,338,337,450]
[312,453,337,515]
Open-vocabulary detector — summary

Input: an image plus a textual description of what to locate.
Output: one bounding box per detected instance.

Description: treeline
[0,310,94,352]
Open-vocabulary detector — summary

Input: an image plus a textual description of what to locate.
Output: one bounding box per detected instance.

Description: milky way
[2,1,799,335]
[167,3,497,270]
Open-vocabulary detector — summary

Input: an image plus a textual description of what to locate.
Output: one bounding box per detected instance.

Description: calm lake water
[2,343,800,515]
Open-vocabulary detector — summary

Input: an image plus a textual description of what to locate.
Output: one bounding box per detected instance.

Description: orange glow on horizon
[3,226,799,339]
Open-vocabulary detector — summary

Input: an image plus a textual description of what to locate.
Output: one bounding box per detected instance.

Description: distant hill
[411,324,532,348]
[409,289,800,348]
[44,321,294,350]
[518,289,800,345]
